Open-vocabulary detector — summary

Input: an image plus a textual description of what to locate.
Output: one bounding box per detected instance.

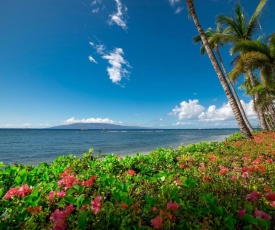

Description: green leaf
[243,214,258,225]
[78,211,88,230]
[15,176,22,184]
[215,206,224,216]
[75,194,85,208]
[0,162,6,168]
[64,196,76,203]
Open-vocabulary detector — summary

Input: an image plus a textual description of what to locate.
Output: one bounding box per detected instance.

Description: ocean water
[0,129,239,165]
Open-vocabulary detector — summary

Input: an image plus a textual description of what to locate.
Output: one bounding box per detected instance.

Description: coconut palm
[229,34,275,129]
[186,0,252,139]
[217,0,268,130]
[193,26,254,131]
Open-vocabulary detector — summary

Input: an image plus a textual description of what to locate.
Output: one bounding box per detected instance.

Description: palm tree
[186,0,252,139]
[229,34,275,129]
[217,0,268,130]
[193,26,254,131]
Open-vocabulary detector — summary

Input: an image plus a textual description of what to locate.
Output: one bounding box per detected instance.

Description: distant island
[49,123,147,130]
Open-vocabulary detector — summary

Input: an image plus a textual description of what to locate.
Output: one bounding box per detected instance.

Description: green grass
[0,131,275,229]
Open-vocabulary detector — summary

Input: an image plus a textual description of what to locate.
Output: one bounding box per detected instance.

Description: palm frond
[231,40,269,56]
[247,0,267,38]
[268,33,275,58]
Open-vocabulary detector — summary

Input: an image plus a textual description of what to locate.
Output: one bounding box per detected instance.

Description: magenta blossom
[247,191,262,202]
[254,208,272,220]
[91,196,102,215]
[167,200,180,211]
[238,209,246,218]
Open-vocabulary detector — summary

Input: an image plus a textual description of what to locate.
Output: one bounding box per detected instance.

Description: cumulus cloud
[109,0,127,30]
[65,117,115,124]
[199,100,257,121]
[102,48,131,83]
[171,99,205,120]
[171,99,258,124]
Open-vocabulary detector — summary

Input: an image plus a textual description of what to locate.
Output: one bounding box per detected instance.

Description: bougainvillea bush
[0,131,275,229]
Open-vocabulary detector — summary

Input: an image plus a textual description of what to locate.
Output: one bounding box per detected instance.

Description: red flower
[167,200,179,211]
[120,203,128,209]
[265,192,275,202]
[151,216,163,229]
[27,206,42,215]
[82,176,97,187]
[219,168,229,175]
[203,176,211,182]
[247,191,262,202]
[264,187,271,193]
[128,169,136,176]
[91,196,102,215]
[180,164,185,169]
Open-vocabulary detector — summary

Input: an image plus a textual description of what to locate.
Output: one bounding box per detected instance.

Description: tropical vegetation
[189,0,275,135]
[1,131,275,229]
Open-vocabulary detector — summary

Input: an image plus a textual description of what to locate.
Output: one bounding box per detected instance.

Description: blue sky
[0,0,274,129]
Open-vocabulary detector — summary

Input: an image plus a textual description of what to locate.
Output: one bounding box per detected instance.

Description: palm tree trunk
[186,0,253,139]
[215,47,254,132]
[247,71,268,130]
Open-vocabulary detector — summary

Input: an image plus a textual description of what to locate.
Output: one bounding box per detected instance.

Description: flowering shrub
[0,131,275,229]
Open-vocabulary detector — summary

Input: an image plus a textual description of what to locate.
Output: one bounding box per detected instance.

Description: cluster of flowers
[4,184,32,199]
[50,204,74,230]
[151,201,180,229]
[58,168,96,190]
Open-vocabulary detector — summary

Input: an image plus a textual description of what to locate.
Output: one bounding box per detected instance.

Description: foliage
[1,132,275,229]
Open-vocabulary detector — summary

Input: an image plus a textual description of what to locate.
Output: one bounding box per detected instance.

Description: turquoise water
[0,129,238,165]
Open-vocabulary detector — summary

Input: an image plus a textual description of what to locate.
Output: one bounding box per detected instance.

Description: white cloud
[102,48,130,84]
[169,0,181,6]
[170,99,258,128]
[65,117,115,124]
[175,7,183,14]
[199,100,257,121]
[171,99,204,120]
[109,0,127,30]
[92,8,100,14]
[88,55,98,64]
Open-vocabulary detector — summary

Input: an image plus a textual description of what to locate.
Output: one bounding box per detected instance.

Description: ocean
[0,129,239,165]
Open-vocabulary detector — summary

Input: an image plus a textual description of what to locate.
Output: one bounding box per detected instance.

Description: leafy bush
[0,131,275,229]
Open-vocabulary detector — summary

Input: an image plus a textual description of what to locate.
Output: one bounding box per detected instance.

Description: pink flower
[17,185,32,197]
[242,171,249,178]
[4,185,32,199]
[151,216,163,229]
[4,187,19,199]
[58,175,80,190]
[49,190,66,203]
[50,204,74,230]
[167,200,180,211]
[254,208,272,220]
[232,175,237,181]
[174,179,181,185]
[128,169,136,176]
[247,191,262,202]
[238,209,246,218]
[91,196,102,215]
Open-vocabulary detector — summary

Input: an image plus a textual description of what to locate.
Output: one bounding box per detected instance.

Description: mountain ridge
[48,123,147,130]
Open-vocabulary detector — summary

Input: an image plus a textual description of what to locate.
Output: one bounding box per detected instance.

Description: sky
[0,0,274,129]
